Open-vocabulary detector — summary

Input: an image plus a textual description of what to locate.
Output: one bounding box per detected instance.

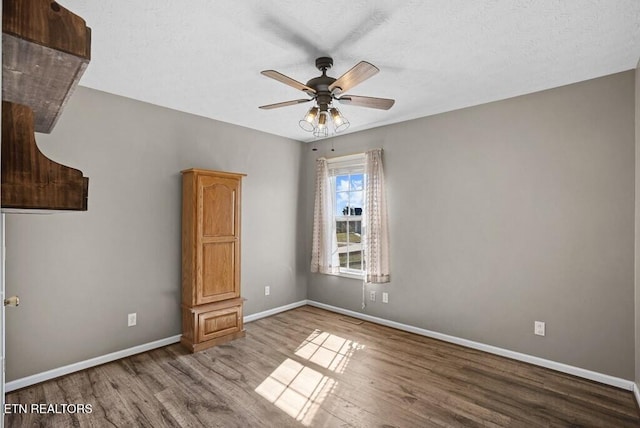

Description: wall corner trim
[306,300,636,391]
[634,383,640,407]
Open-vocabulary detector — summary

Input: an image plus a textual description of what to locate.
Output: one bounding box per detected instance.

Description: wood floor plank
[232,339,419,428]
[283,307,640,426]
[101,361,182,427]
[270,312,540,426]
[5,306,640,427]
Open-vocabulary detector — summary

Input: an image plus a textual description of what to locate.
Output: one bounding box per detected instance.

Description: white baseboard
[7,300,635,394]
[5,335,182,393]
[5,300,307,393]
[243,300,308,323]
[307,300,635,391]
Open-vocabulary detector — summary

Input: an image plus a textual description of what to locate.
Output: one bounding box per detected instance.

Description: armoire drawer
[197,304,242,342]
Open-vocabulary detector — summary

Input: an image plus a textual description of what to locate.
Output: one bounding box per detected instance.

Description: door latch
[4,296,19,307]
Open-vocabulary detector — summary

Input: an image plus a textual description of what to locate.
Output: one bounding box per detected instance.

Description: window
[334,173,364,274]
[311,149,389,284]
[328,155,365,277]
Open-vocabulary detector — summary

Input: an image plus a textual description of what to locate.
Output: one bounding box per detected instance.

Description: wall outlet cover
[382,292,389,303]
[369,291,376,301]
[128,313,137,327]
[534,321,545,336]
[265,286,270,296]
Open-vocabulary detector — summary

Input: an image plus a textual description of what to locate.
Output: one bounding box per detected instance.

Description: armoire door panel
[199,241,237,304]
[200,178,237,238]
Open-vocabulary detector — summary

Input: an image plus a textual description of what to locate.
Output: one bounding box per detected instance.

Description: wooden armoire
[181,169,246,352]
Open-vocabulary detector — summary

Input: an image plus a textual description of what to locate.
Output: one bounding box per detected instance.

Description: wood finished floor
[5,306,640,427]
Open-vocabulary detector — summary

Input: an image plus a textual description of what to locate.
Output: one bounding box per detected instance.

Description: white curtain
[364,149,390,283]
[310,158,339,274]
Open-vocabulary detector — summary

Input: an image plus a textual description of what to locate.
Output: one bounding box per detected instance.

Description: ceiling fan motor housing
[308,57,338,110]
[315,57,333,71]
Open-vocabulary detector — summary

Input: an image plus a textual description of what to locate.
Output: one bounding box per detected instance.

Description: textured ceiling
[61,0,640,142]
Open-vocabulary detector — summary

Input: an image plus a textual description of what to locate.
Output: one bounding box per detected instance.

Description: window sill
[313,271,364,281]
[334,272,364,281]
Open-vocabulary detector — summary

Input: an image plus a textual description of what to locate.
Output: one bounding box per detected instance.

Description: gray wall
[635,60,640,387]
[6,71,636,382]
[5,86,307,381]
[304,71,635,379]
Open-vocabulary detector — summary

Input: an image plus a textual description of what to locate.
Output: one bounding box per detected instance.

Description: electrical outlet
[382,292,389,303]
[534,321,545,336]
[369,291,376,301]
[265,286,270,296]
[128,313,137,327]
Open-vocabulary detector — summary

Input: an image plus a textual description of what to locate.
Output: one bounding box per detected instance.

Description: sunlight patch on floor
[255,358,336,425]
[255,329,364,426]
[295,329,364,373]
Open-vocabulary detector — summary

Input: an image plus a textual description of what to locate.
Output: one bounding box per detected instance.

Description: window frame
[327,154,366,279]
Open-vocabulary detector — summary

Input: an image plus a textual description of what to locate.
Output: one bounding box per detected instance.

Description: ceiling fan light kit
[299,106,319,132]
[260,57,394,139]
[330,107,350,133]
[300,105,349,135]
[312,111,329,138]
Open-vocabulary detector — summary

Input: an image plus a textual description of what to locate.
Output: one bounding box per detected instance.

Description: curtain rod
[319,148,383,162]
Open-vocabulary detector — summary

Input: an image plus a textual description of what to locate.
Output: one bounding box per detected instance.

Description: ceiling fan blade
[259,99,313,110]
[329,61,379,95]
[261,70,316,94]
[337,95,395,110]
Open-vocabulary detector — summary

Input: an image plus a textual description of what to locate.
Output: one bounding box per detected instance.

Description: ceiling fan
[259,57,395,137]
